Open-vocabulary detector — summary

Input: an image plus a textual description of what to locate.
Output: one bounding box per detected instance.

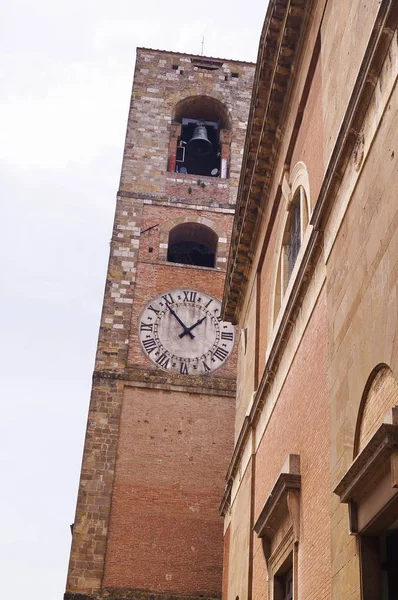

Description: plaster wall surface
[320,0,380,166]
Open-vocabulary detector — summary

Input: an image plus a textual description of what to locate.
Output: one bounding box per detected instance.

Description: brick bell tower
[65,49,254,600]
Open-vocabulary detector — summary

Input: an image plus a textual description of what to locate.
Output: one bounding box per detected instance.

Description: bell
[187,124,212,157]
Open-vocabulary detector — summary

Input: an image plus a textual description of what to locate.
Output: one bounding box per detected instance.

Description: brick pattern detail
[252,290,331,600]
[102,386,235,595]
[357,366,398,455]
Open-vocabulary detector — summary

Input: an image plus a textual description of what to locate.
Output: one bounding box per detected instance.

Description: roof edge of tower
[136,46,256,66]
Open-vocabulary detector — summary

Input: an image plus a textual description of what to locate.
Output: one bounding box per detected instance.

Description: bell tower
[65,49,254,600]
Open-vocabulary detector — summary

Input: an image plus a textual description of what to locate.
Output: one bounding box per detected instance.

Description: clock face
[138,289,235,376]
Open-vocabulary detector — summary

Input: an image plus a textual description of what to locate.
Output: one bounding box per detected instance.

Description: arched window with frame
[167,96,231,179]
[272,163,311,325]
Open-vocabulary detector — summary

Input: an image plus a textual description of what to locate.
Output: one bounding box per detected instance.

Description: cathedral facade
[221,1,398,600]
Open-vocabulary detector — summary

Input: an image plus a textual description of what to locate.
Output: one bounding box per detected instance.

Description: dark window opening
[176,118,221,177]
[148,247,153,253]
[191,58,223,71]
[274,555,293,600]
[287,198,301,277]
[167,223,218,268]
[172,64,178,70]
[231,72,239,78]
[361,530,398,600]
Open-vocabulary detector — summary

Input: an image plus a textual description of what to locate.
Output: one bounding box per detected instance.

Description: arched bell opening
[168,96,232,178]
[167,223,218,268]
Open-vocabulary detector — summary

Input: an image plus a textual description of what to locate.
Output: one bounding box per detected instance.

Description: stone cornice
[223,0,308,323]
[253,454,301,540]
[136,46,256,66]
[334,421,398,504]
[93,367,236,397]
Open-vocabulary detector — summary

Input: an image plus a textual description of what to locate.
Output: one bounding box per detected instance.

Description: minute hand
[167,305,195,339]
[179,315,206,338]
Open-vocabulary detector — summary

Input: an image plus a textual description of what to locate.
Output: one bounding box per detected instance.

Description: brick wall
[103,386,235,595]
[252,289,330,600]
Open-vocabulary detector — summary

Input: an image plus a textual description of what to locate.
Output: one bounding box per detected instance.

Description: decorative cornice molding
[253,454,301,541]
[223,0,398,325]
[219,480,233,517]
[117,190,235,211]
[334,419,398,504]
[223,0,309,323]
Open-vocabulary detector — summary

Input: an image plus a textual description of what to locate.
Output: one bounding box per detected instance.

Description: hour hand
[179,315,206,338]
[167,305,195,339]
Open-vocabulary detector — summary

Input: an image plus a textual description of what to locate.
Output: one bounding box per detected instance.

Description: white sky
[0,1,267,597]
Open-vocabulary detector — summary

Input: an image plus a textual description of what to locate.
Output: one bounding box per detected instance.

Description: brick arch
[354,364,398,457]
[173,95,232,130]
[159,216,228,268]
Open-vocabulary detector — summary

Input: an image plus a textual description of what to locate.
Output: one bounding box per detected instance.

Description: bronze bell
[187,124,212,157]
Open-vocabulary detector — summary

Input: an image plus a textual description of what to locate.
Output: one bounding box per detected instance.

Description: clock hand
[179,315,207,338]
[166,304,195,339]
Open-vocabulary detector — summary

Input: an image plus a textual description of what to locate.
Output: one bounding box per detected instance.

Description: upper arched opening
[167,222,218,268]
[173,96,231,130]
[354,365,398,457]
[168,96,232,178]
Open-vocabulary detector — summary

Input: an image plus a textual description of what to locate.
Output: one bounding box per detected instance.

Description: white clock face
[138,289,235,375]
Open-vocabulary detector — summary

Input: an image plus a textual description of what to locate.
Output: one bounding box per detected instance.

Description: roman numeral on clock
[161,293,174,305]
[156,353,170,368]
[140,321,153,332]
[142,338,157,354]
[202,361,211,373]
[147,305,160,315]
[221,331,233,341]
[212,346,229,362]
[183,290,197,303]
[180,362,188,375]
